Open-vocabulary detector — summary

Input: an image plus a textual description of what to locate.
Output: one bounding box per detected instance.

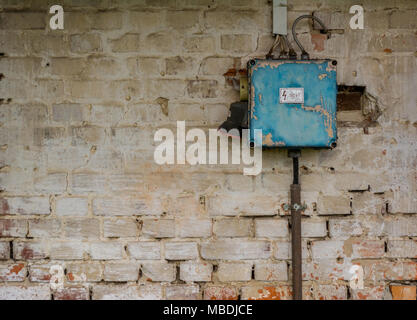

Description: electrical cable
[291,14,327,60]
[267,35,291,59]
[278,35,288,59]
[266,34,280,59]
[283,34,297,59]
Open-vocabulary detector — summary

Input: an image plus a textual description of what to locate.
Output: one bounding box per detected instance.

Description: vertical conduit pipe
[289,149,302,300]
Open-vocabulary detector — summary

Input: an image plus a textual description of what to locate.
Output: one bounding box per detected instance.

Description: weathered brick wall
[0,0,416,300]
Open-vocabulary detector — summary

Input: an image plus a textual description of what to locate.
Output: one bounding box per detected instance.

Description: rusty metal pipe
[289,150,302,300]
[292,155,299,185]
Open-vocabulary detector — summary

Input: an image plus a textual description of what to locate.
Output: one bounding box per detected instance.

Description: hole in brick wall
[337,85,365,111]
[337,85,382,129]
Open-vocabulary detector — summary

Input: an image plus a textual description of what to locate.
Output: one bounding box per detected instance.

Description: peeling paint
[301,96,334,139]
[9,263,24,275]
[262,133,286,147]
[248,59,337,148]
[248,286,292,300]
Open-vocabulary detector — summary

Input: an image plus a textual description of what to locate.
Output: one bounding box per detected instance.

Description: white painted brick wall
[0,0,416,300]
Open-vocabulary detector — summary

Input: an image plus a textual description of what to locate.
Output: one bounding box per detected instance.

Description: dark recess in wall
[337,85,365,111]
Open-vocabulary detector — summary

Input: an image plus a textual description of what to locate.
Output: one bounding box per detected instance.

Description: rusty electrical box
[248,59,337,148]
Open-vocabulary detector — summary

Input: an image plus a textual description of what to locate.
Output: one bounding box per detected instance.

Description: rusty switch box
[248,59,337,148]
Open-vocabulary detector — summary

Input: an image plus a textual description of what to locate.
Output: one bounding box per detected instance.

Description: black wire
[292,14,327,59]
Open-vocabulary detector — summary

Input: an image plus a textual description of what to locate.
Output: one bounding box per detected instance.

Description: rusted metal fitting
[283,203,306,211]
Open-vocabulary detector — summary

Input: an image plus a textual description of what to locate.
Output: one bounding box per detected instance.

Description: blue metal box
[248,59,337,148]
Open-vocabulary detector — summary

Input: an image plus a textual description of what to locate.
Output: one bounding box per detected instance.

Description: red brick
[54,287,89,300]
[241,286,292,300]
[390,285,416,300]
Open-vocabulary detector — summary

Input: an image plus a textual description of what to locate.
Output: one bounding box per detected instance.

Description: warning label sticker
[279,88,304,104]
